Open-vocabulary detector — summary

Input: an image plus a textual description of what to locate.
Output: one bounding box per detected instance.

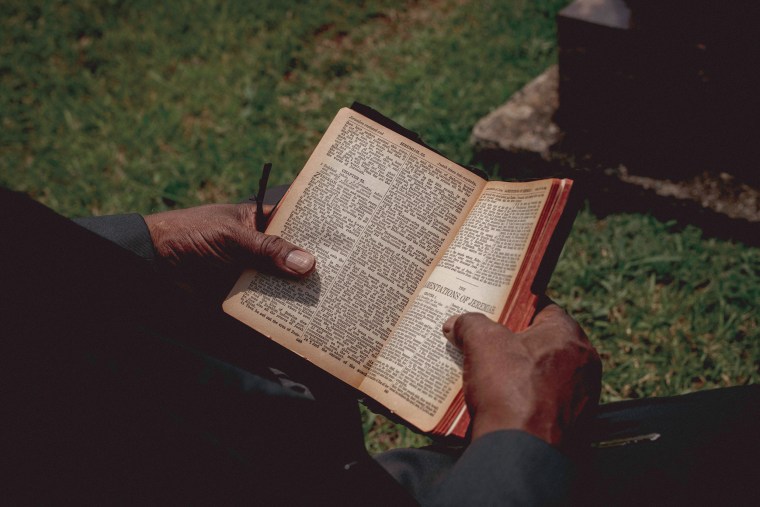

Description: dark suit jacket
[1,187,572,505]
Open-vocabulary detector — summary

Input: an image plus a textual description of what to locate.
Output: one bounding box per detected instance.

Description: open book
[224,106,574,437]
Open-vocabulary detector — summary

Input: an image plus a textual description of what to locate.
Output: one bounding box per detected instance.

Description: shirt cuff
[423,430,573,506]
[73,214,156,262]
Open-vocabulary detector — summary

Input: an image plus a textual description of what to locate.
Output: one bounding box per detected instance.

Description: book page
[224,108,485,389]
[361,180,552,431]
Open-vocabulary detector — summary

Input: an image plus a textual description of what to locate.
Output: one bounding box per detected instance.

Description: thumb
[235,231,316,276]
[442,312,506,350]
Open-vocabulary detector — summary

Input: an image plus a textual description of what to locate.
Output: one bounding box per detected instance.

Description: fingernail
[285,250,315,274]
[442,315,458,343]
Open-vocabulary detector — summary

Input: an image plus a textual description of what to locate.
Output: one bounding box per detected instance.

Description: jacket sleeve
[421,430,573,506]
[73,214,156,262]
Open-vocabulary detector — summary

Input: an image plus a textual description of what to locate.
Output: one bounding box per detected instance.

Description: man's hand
[144,203,315,300]
[443,305,601,446]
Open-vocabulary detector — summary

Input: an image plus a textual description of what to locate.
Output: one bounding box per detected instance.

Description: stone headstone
[556,0,760,183]
[470,66,560,160]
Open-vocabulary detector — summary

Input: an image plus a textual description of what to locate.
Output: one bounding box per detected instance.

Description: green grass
[2,0,757,455]
[550,211,759,401]
[1,0,563,214]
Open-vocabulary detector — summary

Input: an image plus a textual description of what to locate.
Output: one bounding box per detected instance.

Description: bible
[223,106,574,437]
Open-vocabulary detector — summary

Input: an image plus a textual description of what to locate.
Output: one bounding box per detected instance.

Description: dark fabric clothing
[1,189,412,505]
[384,385,760,506]
[429,431,572,506]
[577,384,760,507]
[74,213,156,262]
[379,431,573,506]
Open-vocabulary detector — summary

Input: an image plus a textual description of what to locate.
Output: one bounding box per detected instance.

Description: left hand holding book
[144,204,315,301]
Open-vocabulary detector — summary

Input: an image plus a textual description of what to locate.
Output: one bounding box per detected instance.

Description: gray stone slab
[470,65,560,160]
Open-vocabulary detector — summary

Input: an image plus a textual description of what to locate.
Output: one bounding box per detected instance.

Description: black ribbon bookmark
[255,162,272,232]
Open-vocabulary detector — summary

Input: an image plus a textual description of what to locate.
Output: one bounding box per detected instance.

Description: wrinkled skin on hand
[144,203,315,302]
[443,305,601,446]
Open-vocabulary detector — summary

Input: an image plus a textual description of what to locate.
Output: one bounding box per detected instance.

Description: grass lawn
[2,0,757,453]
